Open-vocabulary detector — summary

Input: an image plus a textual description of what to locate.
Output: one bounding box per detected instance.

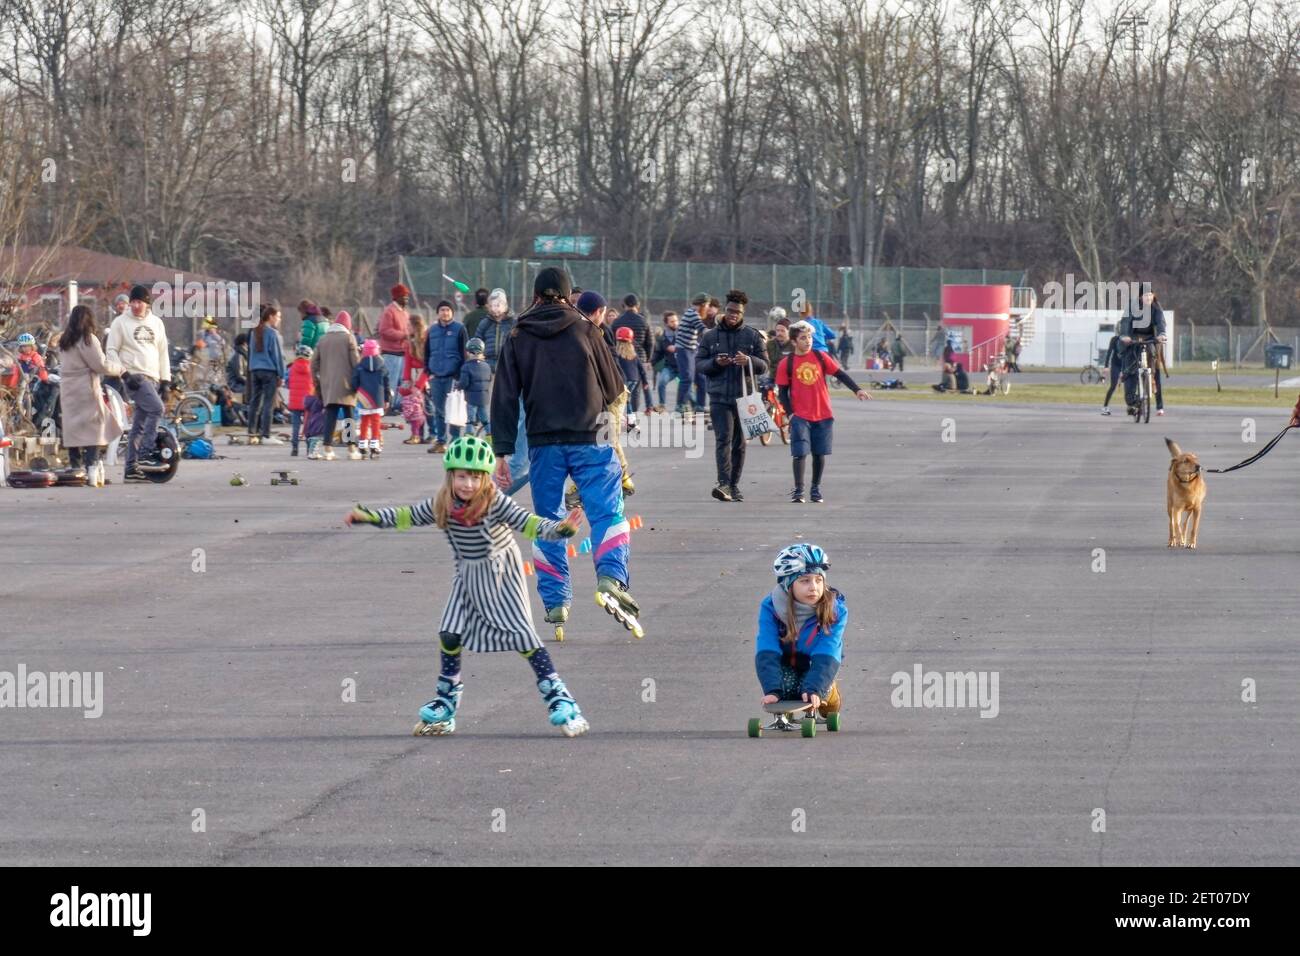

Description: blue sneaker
[414,676,463,736]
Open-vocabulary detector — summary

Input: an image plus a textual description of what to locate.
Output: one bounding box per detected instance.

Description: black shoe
[729,485,744,502]
[124,467,148,482]
[790,488,806,503]
[810,486,824,503]
[711,482,733,502]
[290,446,299,457]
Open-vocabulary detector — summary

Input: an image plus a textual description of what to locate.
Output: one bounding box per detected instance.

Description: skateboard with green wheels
[270,469,300,486]
[747,700,842,738]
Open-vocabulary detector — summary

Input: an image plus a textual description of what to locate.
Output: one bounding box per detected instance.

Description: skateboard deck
[270,470,300,485]
[763,700,815,715]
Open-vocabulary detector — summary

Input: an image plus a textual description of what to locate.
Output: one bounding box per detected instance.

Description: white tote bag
[102,384,129,435]
[444,387,468,427]
[735,360,775,439]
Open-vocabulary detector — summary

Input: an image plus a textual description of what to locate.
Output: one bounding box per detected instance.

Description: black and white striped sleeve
[490,492,568,541]
[373,498,437,530]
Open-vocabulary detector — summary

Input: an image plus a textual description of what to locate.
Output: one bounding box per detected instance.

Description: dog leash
[1207,424,1297,473]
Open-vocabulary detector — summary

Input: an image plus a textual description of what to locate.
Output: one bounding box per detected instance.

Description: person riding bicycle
[106,284,172,480]
[1118,283,1166,417]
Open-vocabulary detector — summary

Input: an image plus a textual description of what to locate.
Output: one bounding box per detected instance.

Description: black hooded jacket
[490,298,626,455]
[697,319,769,401]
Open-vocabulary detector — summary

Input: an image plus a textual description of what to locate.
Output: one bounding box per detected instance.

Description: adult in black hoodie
[697,289,768,502]
[490,268,635,620]
[611,294,653,411]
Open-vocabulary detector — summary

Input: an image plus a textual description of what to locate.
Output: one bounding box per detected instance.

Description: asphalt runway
[2,397,1297,865]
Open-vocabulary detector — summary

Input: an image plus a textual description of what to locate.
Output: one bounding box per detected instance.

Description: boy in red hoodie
[287,344,315,456]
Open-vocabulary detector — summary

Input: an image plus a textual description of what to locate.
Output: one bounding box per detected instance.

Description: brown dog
[1166,437,1206,549]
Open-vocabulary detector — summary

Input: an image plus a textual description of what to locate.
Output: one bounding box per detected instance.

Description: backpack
[183,438,214,459]
[784,349,831,384]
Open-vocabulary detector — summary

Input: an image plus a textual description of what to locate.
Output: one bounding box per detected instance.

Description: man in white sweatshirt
[106,284,172,479]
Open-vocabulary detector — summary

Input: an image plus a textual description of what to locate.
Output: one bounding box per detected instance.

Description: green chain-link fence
[402,256,1025,319]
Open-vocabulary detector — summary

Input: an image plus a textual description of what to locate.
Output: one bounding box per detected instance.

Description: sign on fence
[533,236,596,255]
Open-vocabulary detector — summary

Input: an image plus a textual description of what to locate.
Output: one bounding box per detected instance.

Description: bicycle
[1128,340,1156,424]
[760,382,790,446]
[170,388,217,439]
[1080,364,1104,385]
[0,346,45,437]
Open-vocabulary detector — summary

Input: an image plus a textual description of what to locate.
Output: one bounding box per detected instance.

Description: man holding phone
[697,289,768,502]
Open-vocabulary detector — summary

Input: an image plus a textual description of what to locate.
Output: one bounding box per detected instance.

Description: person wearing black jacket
[611,294,653,414]
[697,289,768,502]
[1118,283,1167,415]
[490,267,640,633]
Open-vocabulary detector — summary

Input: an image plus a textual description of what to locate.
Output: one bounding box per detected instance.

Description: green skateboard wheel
[801,717,816,738]
[747,718,762,738]
[826,712,841,732]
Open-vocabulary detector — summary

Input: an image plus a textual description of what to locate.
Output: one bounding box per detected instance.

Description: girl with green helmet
[345,435,592,737]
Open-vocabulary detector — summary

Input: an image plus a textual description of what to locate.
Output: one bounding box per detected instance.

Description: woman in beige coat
[58,304,124,486]
[309,309,361,460]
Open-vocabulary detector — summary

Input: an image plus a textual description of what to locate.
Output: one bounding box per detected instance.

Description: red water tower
[940,285,1011,370]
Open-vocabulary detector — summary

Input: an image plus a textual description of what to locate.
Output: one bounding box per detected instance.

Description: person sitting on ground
[933,348,958,392]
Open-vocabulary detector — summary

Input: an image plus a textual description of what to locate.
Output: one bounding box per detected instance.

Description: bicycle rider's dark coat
[58,335,125,449]
[1118,303,1166,355]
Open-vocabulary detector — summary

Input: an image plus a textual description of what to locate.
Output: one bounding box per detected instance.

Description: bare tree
[1182,1,1300,328]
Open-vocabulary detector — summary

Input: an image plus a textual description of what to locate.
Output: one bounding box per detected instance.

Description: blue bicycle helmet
[17,332,35,346]
[773,543,830,591]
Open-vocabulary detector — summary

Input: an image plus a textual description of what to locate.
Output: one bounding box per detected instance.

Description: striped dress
[371,492,569,652]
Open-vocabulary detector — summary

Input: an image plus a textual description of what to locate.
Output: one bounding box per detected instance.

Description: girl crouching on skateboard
[345,435,590,736]
[756,544,846,718]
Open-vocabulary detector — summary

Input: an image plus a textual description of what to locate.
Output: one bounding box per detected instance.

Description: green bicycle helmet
[443,435,496,473]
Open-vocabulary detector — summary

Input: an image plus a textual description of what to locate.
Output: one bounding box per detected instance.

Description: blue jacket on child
[459,358,491,407]
[754,588,847,698]
[350,356,391,411]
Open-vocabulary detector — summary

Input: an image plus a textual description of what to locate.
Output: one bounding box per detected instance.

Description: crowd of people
[5,271,904,500]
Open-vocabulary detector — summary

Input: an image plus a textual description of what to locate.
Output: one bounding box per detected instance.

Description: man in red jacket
[377,284,411,414]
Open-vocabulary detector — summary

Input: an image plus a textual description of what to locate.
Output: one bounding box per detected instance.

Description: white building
[1017,308,1175,368]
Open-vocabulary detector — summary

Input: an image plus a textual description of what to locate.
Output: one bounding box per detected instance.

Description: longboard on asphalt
[747,699,842,738]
